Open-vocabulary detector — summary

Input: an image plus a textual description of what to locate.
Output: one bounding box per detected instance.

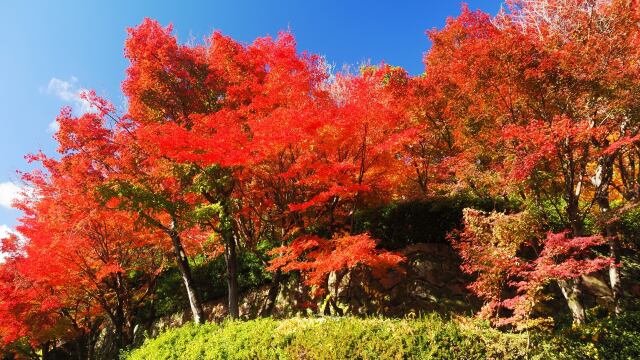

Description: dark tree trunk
[261,270,282,316]
[41,341,51,360]
[112,279,131,352]
[74,335,83,360]
[169,230,205,324]
[112,319,126,354]
[86,322,100,360]
[224,228,240,319]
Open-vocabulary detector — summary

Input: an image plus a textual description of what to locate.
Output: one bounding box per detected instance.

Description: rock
[445,282,467,295]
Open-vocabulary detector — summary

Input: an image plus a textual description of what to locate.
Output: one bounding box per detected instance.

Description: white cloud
[0,224,13,239]
[0,182,23,209]
[49,120,60,132]
[43,77,95,131]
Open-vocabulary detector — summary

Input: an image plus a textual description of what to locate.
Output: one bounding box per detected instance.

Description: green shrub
[619,206,640,246]
[124,313,640,360]
[538,311,640,360]
[355,196,516,249]
[124,316,525,359]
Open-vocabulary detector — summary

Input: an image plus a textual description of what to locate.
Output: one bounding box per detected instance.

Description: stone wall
[325,243,478,317]
[142,242,477,339]
[143,241,625,339]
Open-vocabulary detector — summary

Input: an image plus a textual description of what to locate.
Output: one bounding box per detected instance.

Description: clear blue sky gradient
[0,0,501,228]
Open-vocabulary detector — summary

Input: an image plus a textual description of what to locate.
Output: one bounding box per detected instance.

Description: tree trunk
[112,319,128,355]
[224,228,240,319]
[74,335,84,360]
[169,231,205,324]
[112,274,133,352]
[85,322,100,360]
[558,278,586,325]
[562,202,589,325]
[593,157,623,315]
[261,270,282,316]
[42,341,51,360]
[599,196,623,315]
[609,238,623,314]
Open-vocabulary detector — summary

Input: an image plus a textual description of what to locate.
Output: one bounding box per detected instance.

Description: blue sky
[0,0,500,234]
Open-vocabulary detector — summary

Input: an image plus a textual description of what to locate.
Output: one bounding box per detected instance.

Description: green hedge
[355,196,516,249]
[122,313,640,359]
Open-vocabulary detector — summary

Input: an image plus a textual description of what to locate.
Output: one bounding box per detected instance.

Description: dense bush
[619,206,640,246]
[124,316,525,360]
[543,310,640,359]
[355,196,516,249]
[123,312,640,359]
